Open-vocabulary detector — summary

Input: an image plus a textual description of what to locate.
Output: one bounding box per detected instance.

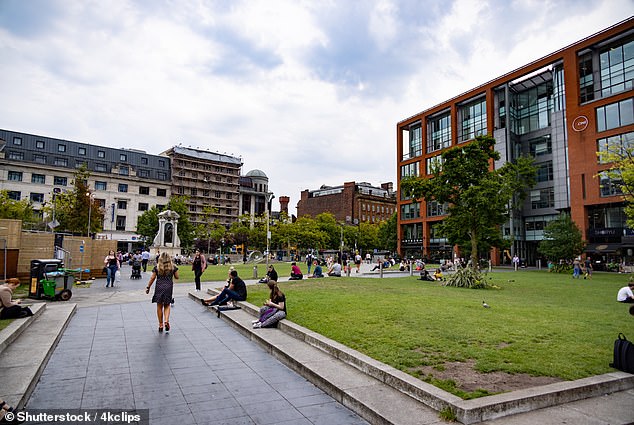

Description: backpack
[609,333,634,373]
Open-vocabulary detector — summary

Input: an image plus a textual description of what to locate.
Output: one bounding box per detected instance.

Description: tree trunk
[470,231,478,269]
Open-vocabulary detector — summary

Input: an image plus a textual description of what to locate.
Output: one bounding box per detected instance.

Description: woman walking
[103,250,120,288]
[191,250,207,291]
[146,252,179,332]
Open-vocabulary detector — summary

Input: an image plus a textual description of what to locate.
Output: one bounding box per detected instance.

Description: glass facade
[530,188,555,209]
[600,39,634,97]
[599,171,623,197]
[458,97,487,142]
[597,131,634,163]
[426,200,446,217]
[535,161,554,182]
[400,162,419,177]
[596,98,634,132]
[400,203,420,220]
[426,112,451,153]
[512,82,553,135]
[409,125,422,159]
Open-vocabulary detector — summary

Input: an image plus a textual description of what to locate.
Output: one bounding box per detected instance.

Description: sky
[0,1,632,215]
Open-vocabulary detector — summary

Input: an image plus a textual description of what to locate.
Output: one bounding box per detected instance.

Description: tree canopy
[598,134,634,228]
[401,135,536,268]
[537,214,585,262]
[0,190,35,223]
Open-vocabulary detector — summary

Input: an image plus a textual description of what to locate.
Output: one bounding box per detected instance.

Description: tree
[378,213,397,252]
[401,135,536,268]
[599,135,634,228]
[537,214,585,263]
[166,196,194,249]
[0,190,35,222]
[45,165,103,234]
[136,206,161,244]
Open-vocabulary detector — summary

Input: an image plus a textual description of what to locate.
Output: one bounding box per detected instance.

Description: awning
[585,243,621,253]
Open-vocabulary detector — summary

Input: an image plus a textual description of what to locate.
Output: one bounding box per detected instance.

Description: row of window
[11,137,167,167]
[361,203,394,215]
[579,38,633,103]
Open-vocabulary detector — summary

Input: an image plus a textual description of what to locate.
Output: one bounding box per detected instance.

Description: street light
[265,192,274,270]
[86,192,93,238]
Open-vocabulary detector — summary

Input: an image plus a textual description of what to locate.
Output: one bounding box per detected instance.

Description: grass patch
[0,318,14,332]
[246,270,631,398]
[172,263,277,284]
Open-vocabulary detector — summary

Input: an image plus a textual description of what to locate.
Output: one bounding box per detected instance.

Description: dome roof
[245,169,268,178]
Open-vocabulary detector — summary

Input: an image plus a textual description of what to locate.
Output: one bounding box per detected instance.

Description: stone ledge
[0,303,46,356]
[189,291,634,424]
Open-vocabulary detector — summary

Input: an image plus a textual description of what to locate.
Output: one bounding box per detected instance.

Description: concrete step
[0,303,76,409]
[190,291,634,424]
[0,303,46,355]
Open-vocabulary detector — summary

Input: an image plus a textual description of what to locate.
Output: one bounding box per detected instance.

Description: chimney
[381,182,393,192]
[278,196,290,215]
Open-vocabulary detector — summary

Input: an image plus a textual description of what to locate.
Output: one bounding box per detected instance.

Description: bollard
[252,265,258,279]
[410,265,413,276]
[379,262,383,278]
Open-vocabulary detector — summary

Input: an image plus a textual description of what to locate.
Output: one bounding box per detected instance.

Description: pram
[131,260,142,279]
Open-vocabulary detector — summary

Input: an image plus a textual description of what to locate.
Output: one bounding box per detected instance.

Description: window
[53,176,67,186]
[118,184,128,193]
[226,193,232,199]
[400,203,420,220]
[425,155,444,174]
[139,186,149,195]
[141,157,148,165]
[191,188,197,196]
[12,137,22,145]
[31,174,45,184]
[36,140,44,149]
[8,151,23,160]
[8,171,22,181]
[214,191,221,198]
[579,52,594,103]
[138,203,149,212]
[97,150,105,158]
[597,98,634,132]
[409,124,422,158]
[458,97,487,142]
[120,153,127,162]
[177,187,184,195]
[203,189,210,197]
[57,144,66,152]
[157,172,167,181]
[530,188,555,209]
[30,193,44,203]
[400,162,419,178]
[401,223,423,243]
[598,131,634,163]
[78,147,86,155]
[116,216,126,231]
[427,112,451,153]
[599,171,623,197]
[117,200,127,210]
[158,159,166,167]
[535,161,554,182]
[138,169,149,178]
[95,181,107,191]
[119,166,129,176]
[427,200,447,217]
[156,204,165,211]
[600,39,634,97]
[95,163,107,172]
[7,191,20,200]
[189,204,197,212]
[512,81,553,134]
[529,136,552,157]
[54,157,68,167]
[75,161,86,169]
[33,154,46,164]
[157,189,167,197]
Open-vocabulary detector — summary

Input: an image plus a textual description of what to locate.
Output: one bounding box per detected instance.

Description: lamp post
[265,192,274,270]
[86,192,92,237]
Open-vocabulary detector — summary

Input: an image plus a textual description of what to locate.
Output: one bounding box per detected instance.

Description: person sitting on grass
[202,270,247,306]
[327,261,342,277]
[309,261,324,278]
[289,262,303,280]
[433,268,444,281]
[252,280,287,329]
[617,282,634,303]
[0,278,33,319]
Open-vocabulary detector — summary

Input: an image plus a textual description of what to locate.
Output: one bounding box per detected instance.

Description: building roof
[167,146,242,165]
[245,169,268,178]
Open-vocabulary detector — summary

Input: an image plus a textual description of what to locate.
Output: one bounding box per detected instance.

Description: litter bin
[29,259,73,301]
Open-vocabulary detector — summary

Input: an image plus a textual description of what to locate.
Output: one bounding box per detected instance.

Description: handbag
[259,307,278,322]
[102,266,108,273]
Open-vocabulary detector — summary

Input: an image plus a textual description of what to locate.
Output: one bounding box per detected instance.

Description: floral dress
[151,266,177,304]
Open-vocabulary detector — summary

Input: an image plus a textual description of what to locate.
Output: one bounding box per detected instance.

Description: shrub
[443,266,491,289]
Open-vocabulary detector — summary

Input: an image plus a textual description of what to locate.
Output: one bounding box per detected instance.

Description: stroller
[130,260,142,279]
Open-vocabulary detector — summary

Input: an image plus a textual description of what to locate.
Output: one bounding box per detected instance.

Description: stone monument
[152,210,182,257]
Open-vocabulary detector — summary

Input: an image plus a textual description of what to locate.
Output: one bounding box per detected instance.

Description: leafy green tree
[357,221,379,253]
[598,136,634,228]
[0,190,35,222]
[45,165,103,234]
[166,196,194,249]
[136,206,160,244]
[195,205,226,254]
[401,135,536,268]
[537,214,585,262]
[378,213,397,252]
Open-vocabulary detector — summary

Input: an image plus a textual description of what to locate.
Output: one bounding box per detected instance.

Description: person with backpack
[252,280,286,329]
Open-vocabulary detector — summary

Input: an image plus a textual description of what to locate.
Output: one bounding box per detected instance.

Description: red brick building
[396,18,634,266]
[297,182,396,225]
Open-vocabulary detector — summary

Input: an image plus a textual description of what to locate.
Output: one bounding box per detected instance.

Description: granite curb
[190,290,634,424]
[0,303,46,355]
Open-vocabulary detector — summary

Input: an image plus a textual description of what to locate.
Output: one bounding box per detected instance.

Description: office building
[396,18,634,265]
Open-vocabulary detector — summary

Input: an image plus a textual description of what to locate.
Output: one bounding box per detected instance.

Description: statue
[152,210,181,253]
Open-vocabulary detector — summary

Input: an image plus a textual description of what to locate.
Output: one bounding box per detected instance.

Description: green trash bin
[41,279,57,297]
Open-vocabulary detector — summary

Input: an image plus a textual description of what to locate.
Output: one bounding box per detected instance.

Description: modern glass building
[396,18,634,267]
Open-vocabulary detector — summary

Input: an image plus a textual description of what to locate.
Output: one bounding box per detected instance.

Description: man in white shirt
[617,282,634,303]
[141,248,151,272]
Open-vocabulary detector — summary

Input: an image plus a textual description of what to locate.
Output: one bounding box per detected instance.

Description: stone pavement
[4,261,634,424]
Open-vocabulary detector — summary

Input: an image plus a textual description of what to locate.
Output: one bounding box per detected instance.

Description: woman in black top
[253,280,286,329]
[103,250,120,288]
[191,250,207,291]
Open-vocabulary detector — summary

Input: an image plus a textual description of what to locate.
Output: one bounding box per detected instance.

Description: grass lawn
[246,270,632,398]
[0,318,13,332]
[175,263,285,283]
